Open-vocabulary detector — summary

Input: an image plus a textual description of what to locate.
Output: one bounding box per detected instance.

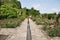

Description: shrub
[48,25,60,37]
[43,25,49,30]
[36,18,42,25]
[0,4,20,19]
[0,17,25,28]
[31,17,36,21]
[43,24,60,37]
[0,22,7,28]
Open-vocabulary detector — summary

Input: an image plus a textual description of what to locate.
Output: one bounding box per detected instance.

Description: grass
[31,16,54,25]
[43,25,60,37]
[0,17,25,28]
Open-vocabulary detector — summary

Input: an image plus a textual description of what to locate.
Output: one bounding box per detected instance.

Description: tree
[12,0,21,8]
[0,0,21,9]
[30,7,40,16]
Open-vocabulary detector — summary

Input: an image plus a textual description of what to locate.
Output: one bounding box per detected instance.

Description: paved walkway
[6,18,50,40]
[6,19,27,40]
[29,19,50,40]
[0,18,60,40]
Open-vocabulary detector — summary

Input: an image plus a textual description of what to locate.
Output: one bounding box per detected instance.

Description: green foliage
[0,4,20,19]
[23,7,40,17]
[0,22,17,28]
[0,17,25,28]
[43,25,50,30]
[43,24,60,37]
[0,0,21,8]
[31,12,60,37]
[35,17,45,25]
[21,8,27,18]
[30,8,40,17]
[42,13,57,20]
[48,25,60,37]
[31,16,36,21]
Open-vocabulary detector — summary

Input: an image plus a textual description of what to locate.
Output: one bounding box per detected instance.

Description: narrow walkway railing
[26,18,32,40]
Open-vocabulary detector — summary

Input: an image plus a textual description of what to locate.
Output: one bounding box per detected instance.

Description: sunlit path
[1,18,60,40]
[5,18,50,40]
[29,19,50,40]
[6,19,27,40]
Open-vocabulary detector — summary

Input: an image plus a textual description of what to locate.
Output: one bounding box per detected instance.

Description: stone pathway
[6,19,27,40]
[29,19,50,40]
[0,18,60,40]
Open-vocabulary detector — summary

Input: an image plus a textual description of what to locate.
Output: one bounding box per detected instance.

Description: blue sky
[18,0,60,13]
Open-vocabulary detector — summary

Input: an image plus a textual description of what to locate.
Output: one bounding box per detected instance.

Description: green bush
[0,22,7,28]
[48,25,60,37]
[0,17,25,28]
[6,22,16,28]
[42,13,57,20]
[43,24,60,37]
[31,16,36,21]
[43,25,49,30]
[35,18,45,25]
[0,4,20,19]
[0,21,17,28]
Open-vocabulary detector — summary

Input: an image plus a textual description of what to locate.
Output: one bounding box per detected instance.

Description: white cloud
[50,8,60,13]
[31,4,40,10]
[51,8,60,12]
[40,8,60,13]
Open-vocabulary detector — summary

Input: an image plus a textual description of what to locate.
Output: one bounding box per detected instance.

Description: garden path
[0,18,60,40]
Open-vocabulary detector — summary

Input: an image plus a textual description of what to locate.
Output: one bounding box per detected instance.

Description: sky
[18,0,60,13]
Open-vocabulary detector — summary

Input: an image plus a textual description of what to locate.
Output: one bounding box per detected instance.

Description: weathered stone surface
[0,18,60,40]
[0,35,8,40]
